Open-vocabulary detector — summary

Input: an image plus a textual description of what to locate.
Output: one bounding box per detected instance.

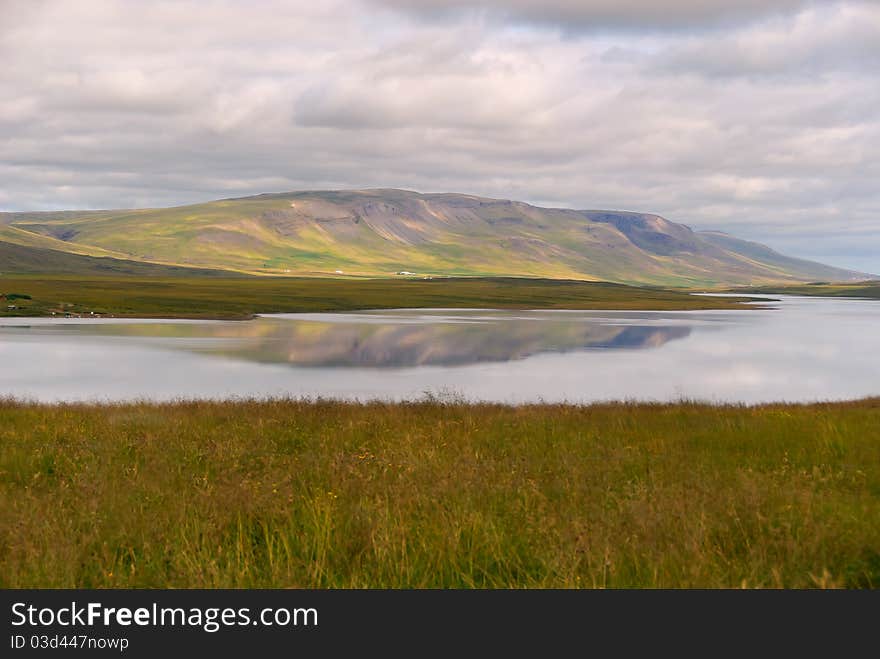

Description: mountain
[0,189,868,285]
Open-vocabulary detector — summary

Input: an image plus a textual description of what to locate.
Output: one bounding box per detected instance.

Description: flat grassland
[0,275,757,318]
[730,280,880,299]
[2,398,878,588]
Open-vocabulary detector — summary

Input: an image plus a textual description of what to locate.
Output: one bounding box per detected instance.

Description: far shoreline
[0,274,769,320]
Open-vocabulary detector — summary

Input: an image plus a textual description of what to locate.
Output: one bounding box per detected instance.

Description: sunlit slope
[1,189,867,285]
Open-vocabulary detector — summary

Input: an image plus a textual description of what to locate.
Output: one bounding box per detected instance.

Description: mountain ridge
[0,189,870,286]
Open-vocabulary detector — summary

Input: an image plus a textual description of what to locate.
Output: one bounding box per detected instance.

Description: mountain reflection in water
[45,313,692,368]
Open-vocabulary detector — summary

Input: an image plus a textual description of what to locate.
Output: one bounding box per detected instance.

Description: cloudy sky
[2,0,878,272]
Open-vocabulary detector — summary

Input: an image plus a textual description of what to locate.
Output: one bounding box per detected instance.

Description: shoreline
[0,297,767,321]
[0,275,768,319]
[2,395,877,409]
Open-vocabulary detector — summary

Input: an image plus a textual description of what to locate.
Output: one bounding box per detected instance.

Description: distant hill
[0,241,242,277]
[695,231,866,284]
[0,189,869,285]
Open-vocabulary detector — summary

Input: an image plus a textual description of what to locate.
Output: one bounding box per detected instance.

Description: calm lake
[1,295,877,404]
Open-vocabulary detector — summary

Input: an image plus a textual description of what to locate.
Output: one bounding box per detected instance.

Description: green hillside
[0,241,243,277]
[1,189,868,285]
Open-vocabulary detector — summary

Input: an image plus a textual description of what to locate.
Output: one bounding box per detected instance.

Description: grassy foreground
[1,398,878,588]
[0,275,755,318]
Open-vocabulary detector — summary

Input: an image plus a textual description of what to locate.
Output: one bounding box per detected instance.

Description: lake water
[1,296,878,404]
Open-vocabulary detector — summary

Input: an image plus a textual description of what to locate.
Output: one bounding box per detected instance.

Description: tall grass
[1,398,878,588]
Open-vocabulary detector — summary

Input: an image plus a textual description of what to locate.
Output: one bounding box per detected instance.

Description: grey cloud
[370,0,822,31]
[651,2,880,77]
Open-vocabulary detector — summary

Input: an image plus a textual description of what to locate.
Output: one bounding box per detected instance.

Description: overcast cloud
[1,0,878,272]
